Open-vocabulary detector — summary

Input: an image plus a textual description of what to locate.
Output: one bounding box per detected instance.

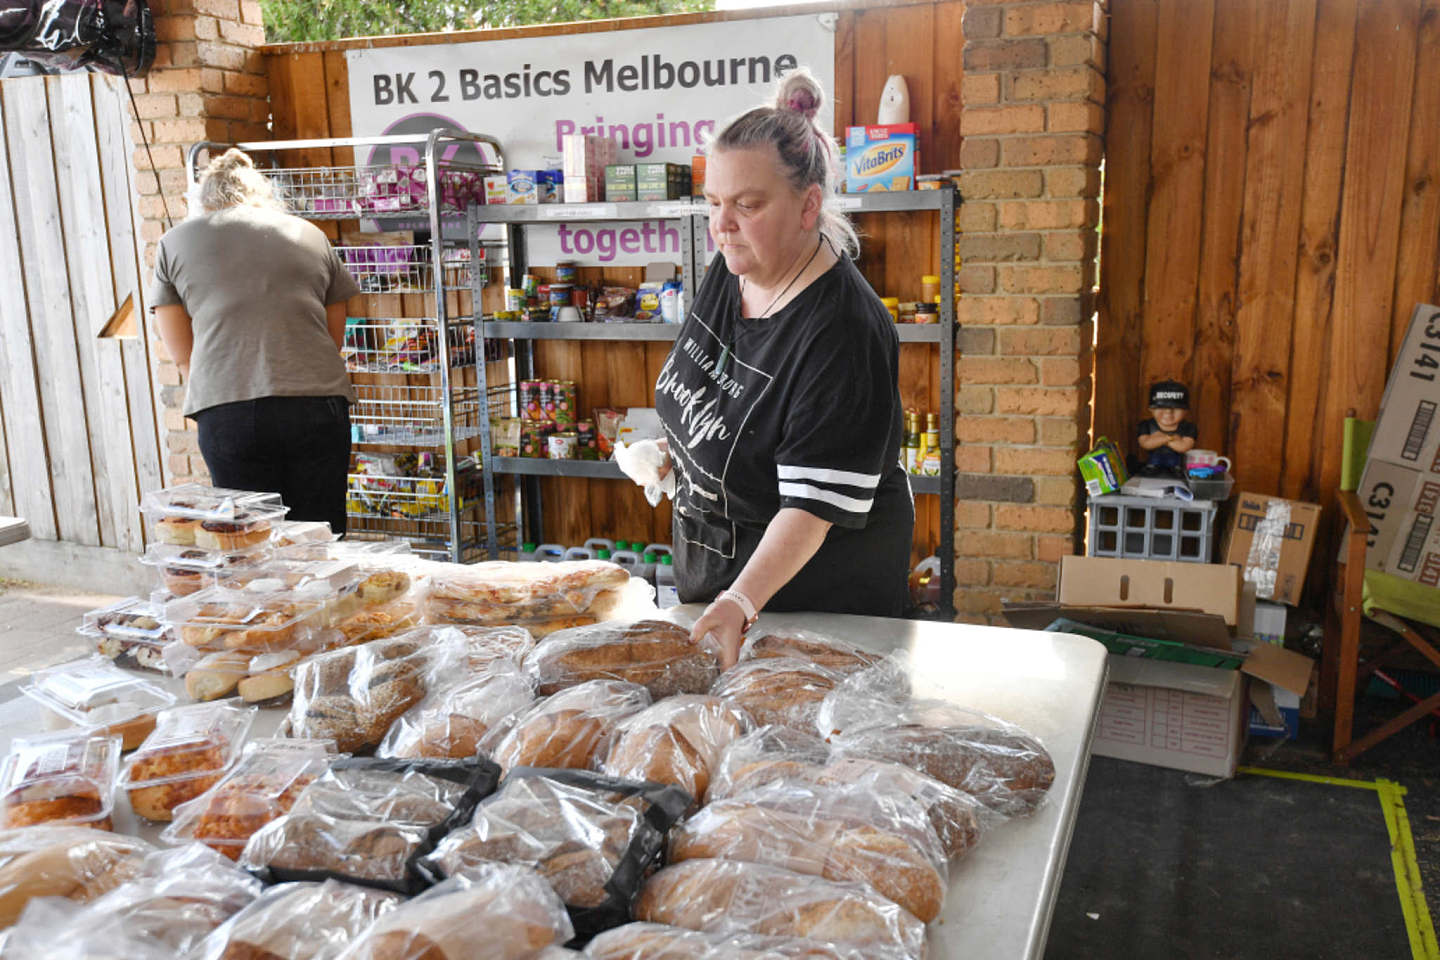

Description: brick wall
[953,0,1106,621]
[129,0,270,484]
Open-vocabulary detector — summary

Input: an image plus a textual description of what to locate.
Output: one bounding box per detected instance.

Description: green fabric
[1363,569,1440,630]
[1341,418,1375,492]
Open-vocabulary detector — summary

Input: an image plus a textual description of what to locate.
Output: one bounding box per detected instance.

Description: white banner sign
[346,15,836,266]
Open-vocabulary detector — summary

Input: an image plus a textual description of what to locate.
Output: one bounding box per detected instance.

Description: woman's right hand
[656,438,672,482]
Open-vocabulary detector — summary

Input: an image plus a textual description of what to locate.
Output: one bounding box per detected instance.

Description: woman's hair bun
[210,147,254,174]
[775,69,824,123]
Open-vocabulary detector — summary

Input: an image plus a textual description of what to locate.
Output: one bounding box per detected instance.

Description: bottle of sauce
[903,411,921,474]
[922,413,941,476]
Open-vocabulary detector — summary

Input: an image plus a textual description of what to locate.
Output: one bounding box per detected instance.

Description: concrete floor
[0,579,121,680]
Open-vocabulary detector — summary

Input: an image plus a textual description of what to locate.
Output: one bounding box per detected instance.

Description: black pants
[193,396,351,535]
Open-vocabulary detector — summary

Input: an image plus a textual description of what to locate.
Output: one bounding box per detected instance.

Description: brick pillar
[127,0,270,483]
[953,0,1106,622]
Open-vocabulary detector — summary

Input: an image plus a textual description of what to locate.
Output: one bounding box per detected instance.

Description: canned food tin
[553,380,578,425]
[548,284,573,322]
[521,419,553,458]
[506,288,525,311]
[555,261,578,284]
[547,432,577,460]
[535,380,555,422]
[522,273,540,297]
[574,419,598,460]
[520,380,544,420]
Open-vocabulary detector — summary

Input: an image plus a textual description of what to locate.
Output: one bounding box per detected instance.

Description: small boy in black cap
[1136,379,1196,477]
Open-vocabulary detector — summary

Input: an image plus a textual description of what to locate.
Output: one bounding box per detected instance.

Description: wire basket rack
[350,382,496,447]
[336,246,480,295]
[267,162,500,221]
[346,460,512,562]
[344,317,476,374]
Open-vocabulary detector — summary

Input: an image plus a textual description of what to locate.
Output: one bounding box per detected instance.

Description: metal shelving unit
[472,188,957,618]
[186,132,511,562]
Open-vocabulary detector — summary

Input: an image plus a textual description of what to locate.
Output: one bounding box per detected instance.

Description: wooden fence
[0,74,163,552]
[263,2,962,560]
[1096,0,1440,508]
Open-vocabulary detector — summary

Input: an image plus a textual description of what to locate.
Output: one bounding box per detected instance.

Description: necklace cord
[742,234,824,318]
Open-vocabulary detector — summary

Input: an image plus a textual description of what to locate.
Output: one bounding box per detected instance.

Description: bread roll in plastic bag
[737,628,888,675]
[421,560,634,634]
[599,695,751,811]
[709,657,844,733]
[825,696,1055,816]
[584,921,901,959]
[193,879,403,960]
[337,864,575,960]
[635,859,927,959]
[379,624,537,671]
[668,779,948,922]
[524,619,718,699]
[485,679,652,773]
[378,658,536,760]
[424,768,688,940]
[288,630,466,754]
[3,842,260,958]
[710,725,984,860]
[0,825,153,928]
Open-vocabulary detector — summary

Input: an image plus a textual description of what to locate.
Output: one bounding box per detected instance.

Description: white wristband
[716,588,758,628]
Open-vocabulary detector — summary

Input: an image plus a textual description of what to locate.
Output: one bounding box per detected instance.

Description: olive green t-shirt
[149,204,360,417]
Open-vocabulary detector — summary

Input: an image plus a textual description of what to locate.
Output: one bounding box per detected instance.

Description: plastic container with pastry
[666,779,950,923]
[0,730,121,830]
[236,650,309,706]
[21,656,177,750]
[240,755,500,893]
[422,769,688,939]
[327,566,415,621]
[328,599,421,650]
[0,842,263,958]
[140,483,288,548]
[336,863,575,960]
[193,878,403,960]
[269,519,339,548]
[212,557,362,596]
[162,738,335,859]
[163,582,333,654]
[138,541,276,597]
[709,725,984,861]
[275,536,414,564]
[709,657,845,733]
[78,596,175,673]
[484,678,652,773]
[0,824,154,928]
[378,657,535,760]
[635,858,928,959]
[584,922,897,959]
[422,559,632,629]
[118,700,255,822]
[523,619,718,699]
[598,695,751,812]
[288,631,467,754]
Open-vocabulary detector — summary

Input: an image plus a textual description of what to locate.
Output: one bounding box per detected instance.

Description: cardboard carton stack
[1006,556,1314,777]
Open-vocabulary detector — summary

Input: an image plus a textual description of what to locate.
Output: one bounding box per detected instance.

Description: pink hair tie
[786,91,818,118]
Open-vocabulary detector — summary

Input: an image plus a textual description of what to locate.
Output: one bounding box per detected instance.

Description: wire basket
[267,162,500,220]
[344,317,476,374]
[350,383,490,447]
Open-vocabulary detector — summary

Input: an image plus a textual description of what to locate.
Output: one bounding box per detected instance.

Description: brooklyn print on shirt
[654,254,910,589]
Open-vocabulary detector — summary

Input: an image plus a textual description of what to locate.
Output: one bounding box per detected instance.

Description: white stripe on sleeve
[776,464,882,488]
[777,482,875,514]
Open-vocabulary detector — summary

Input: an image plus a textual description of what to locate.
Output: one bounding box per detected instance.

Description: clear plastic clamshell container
[162,737,335,859]
[22,656,176,731]
[138,541,277,596]
[78,596,175,673]
[270,519,338,548]
[162,582,335,654]
[118,700,256,822]
[275,537,414,564]
[140,483,289,548]
[212,558,363,595]
[0,730,121,829]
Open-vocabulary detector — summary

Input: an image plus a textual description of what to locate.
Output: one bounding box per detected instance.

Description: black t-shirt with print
[654,252,914,617]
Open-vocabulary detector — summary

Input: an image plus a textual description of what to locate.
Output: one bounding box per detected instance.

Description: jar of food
[547,432,577,460]
[505,288,525,312]
[914,304,939,324]
[880,297,900,324]
[920,275,940,303]
[555,261,578,284]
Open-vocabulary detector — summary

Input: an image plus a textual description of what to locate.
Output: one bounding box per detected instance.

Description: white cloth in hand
[614,439,677,506]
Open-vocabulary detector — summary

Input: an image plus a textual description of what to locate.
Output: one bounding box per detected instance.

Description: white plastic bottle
[563,546,595,561]
[655,555,678,609]
[534,543,566,562]
[518,542,539,562]
[643,543,674,563]
[636,551,658,586]
[584,537,615,555]
[610,549,641,575]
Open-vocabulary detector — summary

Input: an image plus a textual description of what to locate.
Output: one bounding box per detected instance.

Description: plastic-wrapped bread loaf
[524,620,718,698]
[600,696,751,810]
[422,561,631,634]
[667,781,948,922]
[336,864,573,960]
[709,658,844,733]
[584,922,899,959]
[0,826,153,927]
[197,879,403,960]
[634,859,927,959]
[737,629,887,675]
[485,679,651,773]
[710,726,983,861]
[378,659,536,760]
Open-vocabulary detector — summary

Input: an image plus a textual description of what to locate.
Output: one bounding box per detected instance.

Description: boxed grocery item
[636,162,690,201]
[605,163,637,202]
[483,174,508,205]
[845,123,919,192]
[1220,493,1322,605]
[562,135,617,203]
[691,155,706,196]
[538,169,563,203]
[1077,436,1128,497]
[507,170,540,204]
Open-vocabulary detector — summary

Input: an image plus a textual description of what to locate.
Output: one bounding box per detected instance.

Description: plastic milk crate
[1087,494,1218,563]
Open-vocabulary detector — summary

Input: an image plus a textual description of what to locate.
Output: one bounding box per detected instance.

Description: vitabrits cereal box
[845,124,919,192]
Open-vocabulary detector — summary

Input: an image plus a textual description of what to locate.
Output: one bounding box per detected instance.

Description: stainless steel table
[0,610,1107,960]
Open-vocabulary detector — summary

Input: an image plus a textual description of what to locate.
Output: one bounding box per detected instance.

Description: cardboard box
[507,169,540,204]
[845,124,919,192]
[537,170,563,204]
[605,164,637,202]
[1221,493,1322,605]
[691,155,706,197]
[1078,436,1128,497]
[1252,601,1287,645]
[1248,683,1301,739]
[636,162,690,201]
[1093,656,1248,778]
[1057,555,1241,626]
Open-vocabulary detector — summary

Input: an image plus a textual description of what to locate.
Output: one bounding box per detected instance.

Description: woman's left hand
[690,597,748,669]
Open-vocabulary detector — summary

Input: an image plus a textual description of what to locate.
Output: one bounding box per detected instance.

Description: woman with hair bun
[652,67,914,666]
[150,148,360,533]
